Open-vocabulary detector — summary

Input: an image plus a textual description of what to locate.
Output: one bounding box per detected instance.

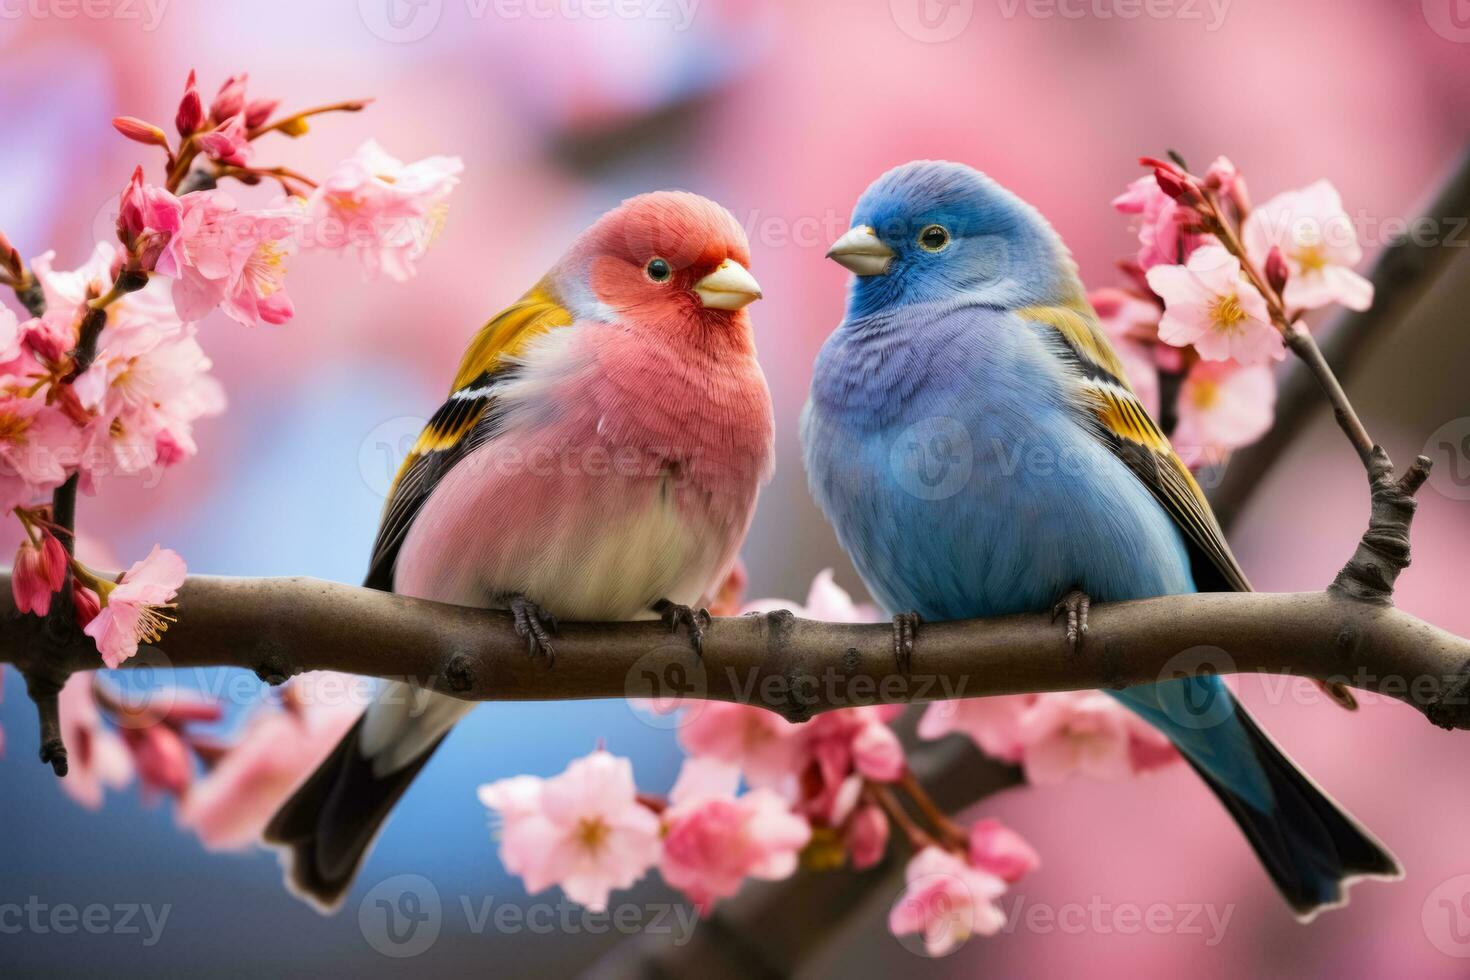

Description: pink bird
[265,191,774,910]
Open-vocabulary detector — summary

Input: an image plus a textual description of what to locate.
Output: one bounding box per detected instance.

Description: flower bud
[13,530,69,617]
[1203,155,1239,193]
[852,722,905,782]
[1153,167,1194,202]
[72,581,102,628]
[116,167,182,273]
[112,116,169,149]
[209,73,248,124]
[845,803,889,870]
[968,817,1041,883]
[1265,245,1290,295]
[0,230,21,281]
[176,70,204,137]
[123,724,192,797]
[244,97,279,130]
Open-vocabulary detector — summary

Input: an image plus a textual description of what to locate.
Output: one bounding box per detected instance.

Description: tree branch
[4,577,1467,730]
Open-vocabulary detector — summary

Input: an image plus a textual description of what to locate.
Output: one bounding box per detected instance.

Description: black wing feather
[363,369,508,591]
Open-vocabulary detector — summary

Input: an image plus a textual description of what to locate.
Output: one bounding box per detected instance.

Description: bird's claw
[1051,588,1091,652]
[892,611,921,674]
[655,600,710,658]
[507,594,558,668]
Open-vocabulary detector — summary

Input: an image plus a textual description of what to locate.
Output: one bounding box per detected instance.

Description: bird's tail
[263,685,470,912]
[1114,678,1401,921]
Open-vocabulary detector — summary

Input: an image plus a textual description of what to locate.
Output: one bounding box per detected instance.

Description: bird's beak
[694,259,763,310]
[827,226,895,276]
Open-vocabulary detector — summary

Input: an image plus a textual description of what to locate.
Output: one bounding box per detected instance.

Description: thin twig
[1210,145,1470,527]
[18,270,146,772]
[247,99,371,141]
[897,769,969,849]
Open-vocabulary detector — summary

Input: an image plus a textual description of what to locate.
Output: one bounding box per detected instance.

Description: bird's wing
[1018,302,1252,593]
[363,283,575,591]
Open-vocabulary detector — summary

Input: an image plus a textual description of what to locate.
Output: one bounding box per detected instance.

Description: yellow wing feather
[365,283,575,590]
[399,281,572,461]
[449,281,575,392]
[1017,300,1252,593]
[1016,301,1130,384]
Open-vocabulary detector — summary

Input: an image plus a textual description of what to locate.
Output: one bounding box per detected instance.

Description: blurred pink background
[4,0,1470,975]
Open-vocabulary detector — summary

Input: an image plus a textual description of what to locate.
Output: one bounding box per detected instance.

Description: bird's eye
[646,258,672,282]
[918,225,951,252]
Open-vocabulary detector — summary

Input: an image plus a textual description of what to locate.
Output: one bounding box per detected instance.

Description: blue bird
[802,160,1400,919]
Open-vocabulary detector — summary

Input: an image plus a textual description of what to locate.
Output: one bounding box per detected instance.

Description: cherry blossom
[57,674,134,810]
[1171,360,1276,468]
[116,167,182,272]
[1112,174,1207,270]
[0,393,83,512]
[32,243,184,344]
[18,310,73,365]
[1242,179,1373,312]
[967,817,1041,883]
[1147,245,1282,365]
[196,113,252,167]
[156,191,302,326]
[1018,692,1144,784]
[178,674,360,850]
[920,692,1178,783]
[658,758,811,911]
[74,321,225,487]
[677,702,806,789]
[0,306,21,365]
[889,846,1008,957]
[917,694,1035,763]
[82,545,187,668]
[477,749,662,912]
[308,140,463,281]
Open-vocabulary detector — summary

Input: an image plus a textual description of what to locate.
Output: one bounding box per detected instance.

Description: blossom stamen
[1207,293,1249,336]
